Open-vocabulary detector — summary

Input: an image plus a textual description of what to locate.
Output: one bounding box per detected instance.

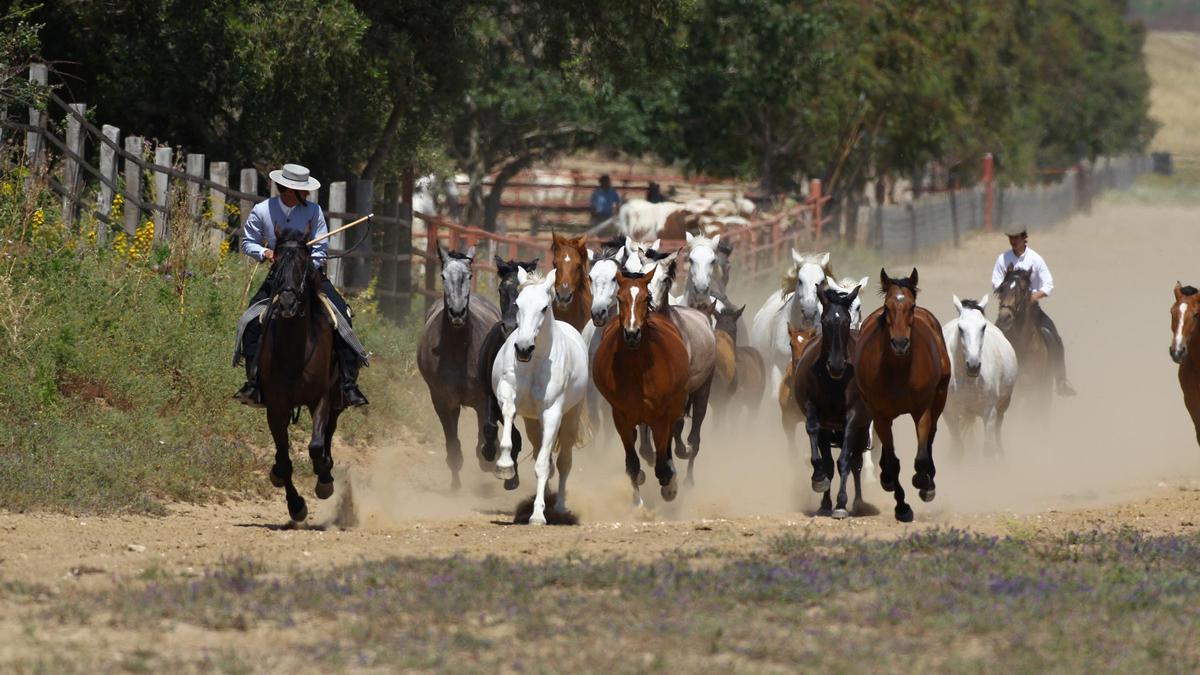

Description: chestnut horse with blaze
[550,232,593,332]
[854,268,950,522]
[592,268,690,506]
[1170,282,1200,447]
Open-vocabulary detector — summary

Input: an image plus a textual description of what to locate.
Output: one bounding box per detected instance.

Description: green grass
[10,529,1200,672]
[0,175,422,514]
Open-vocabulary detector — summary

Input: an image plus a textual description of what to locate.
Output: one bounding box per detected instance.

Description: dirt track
[3,201,1200,590]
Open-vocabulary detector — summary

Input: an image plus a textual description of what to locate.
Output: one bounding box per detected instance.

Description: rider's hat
[1004,226,1028,238]
[269,163,321,192]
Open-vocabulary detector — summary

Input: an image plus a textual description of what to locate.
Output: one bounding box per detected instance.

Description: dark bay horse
[780,323,818,455]
[994,265,1052,409]
[550,232,592,332]
[1170,282,1200,447]
[712,301,765,426]
[417,245,502,490]
[854,269,950,522]
[257,225,342,522]
[592,268,691,506]
[478,256,539,490]
[793,286,871,518]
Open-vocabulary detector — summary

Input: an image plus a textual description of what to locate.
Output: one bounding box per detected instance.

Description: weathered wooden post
[185,154,205,221]
[96,125,120,245]
[425,213,438,314]
[379,181,402,321]
[208,161,229,249]
[982,153,995,233]
[811,178,823,240]
[123,136,143,235]
[25,64,47,180]
[153,146,172,246]
[239,168,257,227]
[327,181,346,287]
[399,168,415,319]
[348,180,374,290]
[62,103,85,226]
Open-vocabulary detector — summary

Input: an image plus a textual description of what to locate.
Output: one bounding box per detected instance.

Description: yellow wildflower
[219,238,231,257]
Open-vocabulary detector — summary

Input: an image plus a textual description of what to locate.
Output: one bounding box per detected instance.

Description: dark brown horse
[994,265,1052,408]
[550,232,592,332]
[712,301,765,426]
[1170,282,1200,447]
[592,268,691,506]
[257,225,343,522]
[854,268,950,522]
[793,286,871,518]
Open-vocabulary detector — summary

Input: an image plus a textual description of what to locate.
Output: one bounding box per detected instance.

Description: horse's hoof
[919,488,936,503]
[812,477,831,493]
[912,473,934,491]
[881,478,897,493]
[832,508,850,520]
[480,442,498,463]
[503,476,520,491]
[528,511,547,526]
[674,445,690,460]
[450,476,462,492]
[494,464,516,480]
[288,499,308,523]
[635,470,646,486]
[816,507,833,517]
[269,468,286,488]
[661,482,678,502]
[686,472,695,487]
[895,504,914,523]
[315,479,334,500]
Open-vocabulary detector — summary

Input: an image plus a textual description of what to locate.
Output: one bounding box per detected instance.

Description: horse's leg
[913,399,941,504]
[653,418,679,502]
[494,381,518,483]
[268,405,307,522]
[804,403,829,494]
[481,386,501,463]
[875,417,911,521]
[553,408,580,515]
[845,423,869,515]
[308,397,335,500]
[520,418,543,491]
[832,433,852,519]
[672,409,688,460]
[685,377,713,486]
[528,404,563,526]
[638,424,655,463]
[614,411,644,508]
[474,404,495,471]
[432,396,464,491]
[781,400,802,460]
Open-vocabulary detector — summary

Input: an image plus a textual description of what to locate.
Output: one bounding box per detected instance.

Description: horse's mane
[687,233,718,249]
[1182,286,1198,297]
[960,299,985,312]
[446,250,473,261]
[518,270,546,289]
[643,248,672,262]
[600,235,626,253]
[879,276,918,296]
[781,254,834,295]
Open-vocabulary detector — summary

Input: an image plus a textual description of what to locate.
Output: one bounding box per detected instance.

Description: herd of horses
[248,224,1200,526]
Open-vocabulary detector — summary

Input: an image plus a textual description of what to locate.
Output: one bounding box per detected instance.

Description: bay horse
[592,267,690,506]
[478,256,539,490]
[994,265,1052,409]
[942,294,1018,459]
[780,323,818,460]
[417,245,502,490]
[793,286,872,518]
[257,225,342,523]
[550,232,592,332]
[1170,282,1200,447]
[492,269,589,524]
[582,239,630,447]
[854,268,950,522]
[712,300,766,426]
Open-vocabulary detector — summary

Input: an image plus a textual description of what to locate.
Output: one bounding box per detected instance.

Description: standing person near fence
[590,174,622,226]
[233,164,369,408]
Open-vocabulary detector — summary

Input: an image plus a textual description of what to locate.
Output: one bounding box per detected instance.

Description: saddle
[232,293,370,367]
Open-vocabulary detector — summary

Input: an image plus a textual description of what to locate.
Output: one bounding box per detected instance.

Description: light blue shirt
[240,197,328,267]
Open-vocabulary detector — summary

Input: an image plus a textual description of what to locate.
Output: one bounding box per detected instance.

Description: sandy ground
[2,201,1200,593]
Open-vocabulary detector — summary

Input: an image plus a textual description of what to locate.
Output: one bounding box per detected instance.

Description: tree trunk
[483,159,532,233]
[360,100,406,180]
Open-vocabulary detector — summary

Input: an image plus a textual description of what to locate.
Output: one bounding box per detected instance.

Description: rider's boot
[234,356,264,408]
[338,344,369,408]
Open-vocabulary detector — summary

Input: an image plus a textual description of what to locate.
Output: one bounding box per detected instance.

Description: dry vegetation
[1145,32,1200,161]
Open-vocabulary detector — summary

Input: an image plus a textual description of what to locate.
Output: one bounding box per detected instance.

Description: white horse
[683,232,720,311]
[492,269,590,524]
[942,295,1018,459]
[617,199,684,241]
[750,250,833,393]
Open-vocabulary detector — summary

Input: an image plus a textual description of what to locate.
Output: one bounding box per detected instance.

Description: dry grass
[1145,32,1200,158]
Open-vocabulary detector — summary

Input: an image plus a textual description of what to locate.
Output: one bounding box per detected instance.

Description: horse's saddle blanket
[232,294,369,368]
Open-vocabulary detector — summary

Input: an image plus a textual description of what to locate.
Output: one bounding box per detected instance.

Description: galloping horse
[683,232,721,312]
[752,251,833,393]
[1170,282,1200,447]
[793,286,872,518]
[854,269,950,522]
[257,225,342,522]
[780,323,818,454]
[478,256,539,489]
[994,266,1052,409]
[492,269,589,524]
[550,232,592,332]
[583,240,630,446]
[593,268,691,506]
[417,245,502,490]
[711,301,765,426]
[942,295,1018,459]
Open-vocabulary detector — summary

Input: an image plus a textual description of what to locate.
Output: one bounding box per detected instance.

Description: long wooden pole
[309,213,372,246]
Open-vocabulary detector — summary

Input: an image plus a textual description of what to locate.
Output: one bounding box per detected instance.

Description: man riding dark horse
[991,227,1075,396]
[233,164,369,408]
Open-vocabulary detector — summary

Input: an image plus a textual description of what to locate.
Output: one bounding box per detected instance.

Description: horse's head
[1171,282,1200,364]
[438,244,476,327]
[685,232,721,309]
[589,246,626,326]
[879,268,919,356]
[626,236,661,273]
[787,322,818,363]
[819,283,860,380]
[617,267,656,348]
[271,223,316,319]
[495,255,539,336]
[640,248,679,312]
[994,265,1031,333]
[952,294,990,377]
[512,268,556,362]
[828,276,869,330]
[788,250,832,329]
[715,239,734,287]
[713,297,745,341]
[550,232,588,308]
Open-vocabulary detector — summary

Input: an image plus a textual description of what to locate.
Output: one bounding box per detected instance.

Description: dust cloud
[342,202,1200,526]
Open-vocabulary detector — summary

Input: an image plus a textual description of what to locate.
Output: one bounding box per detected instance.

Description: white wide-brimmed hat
[1004,226,1028,238]
[269,163,321,191]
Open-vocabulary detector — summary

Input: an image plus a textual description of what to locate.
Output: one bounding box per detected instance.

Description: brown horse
[994,265,1052,409]
[592,268,691,506]
[854,268,950,522]
[550,232,592,332]
[712,302,765,425]
[1170,282,1200,446]
[257,226,343,523]
[780,323,818,451]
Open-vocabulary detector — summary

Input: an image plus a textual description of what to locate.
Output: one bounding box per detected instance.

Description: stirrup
[342,386,369,408]
[234,382,264,408]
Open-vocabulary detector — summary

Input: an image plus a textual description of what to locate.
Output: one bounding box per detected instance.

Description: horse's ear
[952,295,963,314]
[552,231,564,246]
[1175,281,1185,301]
[494,255,505,270]
[712,234,720,248]
[587,248,595,263]
[522,257,539,273]
[879,268,890,291]
[978,294,989,310]
[615,247,627,264]
[650,238,660,251]
[464,245,476,261]
[846,285,860,304]
[1006,262,1014,273]
[625,235,636,251]
[686,232,694,244]
[437,243,449,266]
[792,248,805,266]
[571,234,587,248]
[817,252,831,269]
[543,268,557,289]
[736,304,746,318]
[857,276,869,293]
[303,220,314,242]
[274,221,284,244]
[516,266,529,285]
[907,268,918,287]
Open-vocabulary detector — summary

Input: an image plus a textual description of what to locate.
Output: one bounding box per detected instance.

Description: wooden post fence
[153,146,172,245]
[123,135,142,235]
[327,181,346,287]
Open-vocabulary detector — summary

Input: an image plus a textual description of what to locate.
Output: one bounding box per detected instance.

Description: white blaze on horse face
[1175,302,1188,353]
[627,286,641,332]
